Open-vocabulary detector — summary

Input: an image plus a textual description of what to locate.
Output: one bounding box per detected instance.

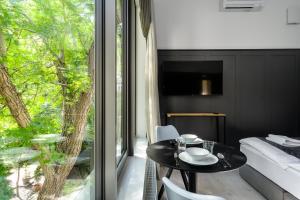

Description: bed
[239,137,300,200]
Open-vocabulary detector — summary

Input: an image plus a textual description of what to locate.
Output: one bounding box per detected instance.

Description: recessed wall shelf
[166,113,226,118]
[162,61,223,96]
[166,112,226,143]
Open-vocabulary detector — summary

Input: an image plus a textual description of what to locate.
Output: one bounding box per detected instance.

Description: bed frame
[239,165,299,200]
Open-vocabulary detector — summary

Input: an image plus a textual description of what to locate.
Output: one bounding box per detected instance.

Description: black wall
[158,49,300,147]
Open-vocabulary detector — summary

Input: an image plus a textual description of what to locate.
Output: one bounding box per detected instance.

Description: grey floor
[159,168,266,200]
[117,138,147,200]
[118,138,266,200]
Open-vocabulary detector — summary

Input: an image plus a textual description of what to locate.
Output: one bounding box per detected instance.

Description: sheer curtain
[137,0,161,143]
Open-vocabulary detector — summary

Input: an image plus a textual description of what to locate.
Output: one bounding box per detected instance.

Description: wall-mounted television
[162,61,223,96]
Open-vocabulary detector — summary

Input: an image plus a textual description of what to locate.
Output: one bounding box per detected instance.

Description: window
[0,0,95,199]
[116,0,128,164]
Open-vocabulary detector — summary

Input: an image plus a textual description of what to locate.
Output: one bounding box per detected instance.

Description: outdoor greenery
[0,177,13,200]
[0,0,95,199]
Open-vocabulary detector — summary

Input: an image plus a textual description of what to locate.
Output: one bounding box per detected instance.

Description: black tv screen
[162,61,223,96]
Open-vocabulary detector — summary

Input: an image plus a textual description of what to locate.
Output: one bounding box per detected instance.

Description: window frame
[95,0,118,199]
[95,1,135,198]
[116,0,130,168]
[116,0,136,176]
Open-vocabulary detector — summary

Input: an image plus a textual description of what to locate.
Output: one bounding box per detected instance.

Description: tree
[0,17,31,128]
[0,0,95,199]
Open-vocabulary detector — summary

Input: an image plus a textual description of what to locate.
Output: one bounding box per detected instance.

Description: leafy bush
[0,177,13,200]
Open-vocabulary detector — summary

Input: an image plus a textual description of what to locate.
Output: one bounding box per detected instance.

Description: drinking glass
[176,137,186,153]
[203,140,215,154]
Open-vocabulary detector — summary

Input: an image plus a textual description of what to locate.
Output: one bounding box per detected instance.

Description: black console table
[166,112,226,143]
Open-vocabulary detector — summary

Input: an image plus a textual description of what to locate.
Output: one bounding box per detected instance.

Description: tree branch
[54,49,68,97]
[0,31,31,128]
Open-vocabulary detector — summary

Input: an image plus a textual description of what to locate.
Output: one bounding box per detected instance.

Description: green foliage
[0,164,10,177]
[0,177,13,200]
[0,0,95,130]
[34,165,42,182]
[1,0,94,106]
[0,108,62,150]
[0,164,12,199]
[62,179,84,196]
[0,0,95,194]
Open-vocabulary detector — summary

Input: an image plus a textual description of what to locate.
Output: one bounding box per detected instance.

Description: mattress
[240,144,300,199]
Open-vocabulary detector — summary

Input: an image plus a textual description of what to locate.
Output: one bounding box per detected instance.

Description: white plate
[185,138,204,145]
[179,152,218,166]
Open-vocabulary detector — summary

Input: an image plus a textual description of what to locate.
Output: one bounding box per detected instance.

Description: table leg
[165,114,168,125]
[216,117,220,142]
[223,116,226,144]
[187,172,197,193]
[180,170,189,190]
[158,168,173,200]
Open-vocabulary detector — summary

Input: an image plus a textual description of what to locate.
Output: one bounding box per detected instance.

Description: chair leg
[156,165,160,180]
[180,170,189,190]
[158,168,173,200]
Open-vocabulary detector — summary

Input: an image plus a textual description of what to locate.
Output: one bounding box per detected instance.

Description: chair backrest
[156,125,180,142]
[162,177,226,200]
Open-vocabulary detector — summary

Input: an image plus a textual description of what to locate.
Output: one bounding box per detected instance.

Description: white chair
[156,125,180,142]
[162,177,226,200]
[155,125,189,199]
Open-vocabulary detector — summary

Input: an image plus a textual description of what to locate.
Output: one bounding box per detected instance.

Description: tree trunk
[37,91,93,200]
[0,31,31,128]
[37,44,95,200]
[0,27,95,199]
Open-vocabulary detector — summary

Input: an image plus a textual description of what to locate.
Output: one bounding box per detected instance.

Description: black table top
[146,140,247,173]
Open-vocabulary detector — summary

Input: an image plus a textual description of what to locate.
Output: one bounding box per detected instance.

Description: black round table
[146,140,247,199]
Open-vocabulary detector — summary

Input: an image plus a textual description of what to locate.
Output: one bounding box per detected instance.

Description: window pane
[116,0,126,163]
[0,0,95,199]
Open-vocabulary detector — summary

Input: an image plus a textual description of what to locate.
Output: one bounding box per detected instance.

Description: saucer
[185,138,204,145]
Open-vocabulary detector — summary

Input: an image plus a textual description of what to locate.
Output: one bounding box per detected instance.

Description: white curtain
[137,0,161,143]
[145,22,161,143]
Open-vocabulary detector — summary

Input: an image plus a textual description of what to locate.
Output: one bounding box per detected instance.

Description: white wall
[153,0,300,49]
[136,8,147,138]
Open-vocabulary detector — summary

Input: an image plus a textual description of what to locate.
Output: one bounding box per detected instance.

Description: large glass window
[116,0,127,164]
[0,0,95,199]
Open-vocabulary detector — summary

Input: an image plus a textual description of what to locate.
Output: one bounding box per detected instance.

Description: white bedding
[266,134,300,147]
[288,163,300,173]
[240,144,300,199]
[240,137,299,169]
